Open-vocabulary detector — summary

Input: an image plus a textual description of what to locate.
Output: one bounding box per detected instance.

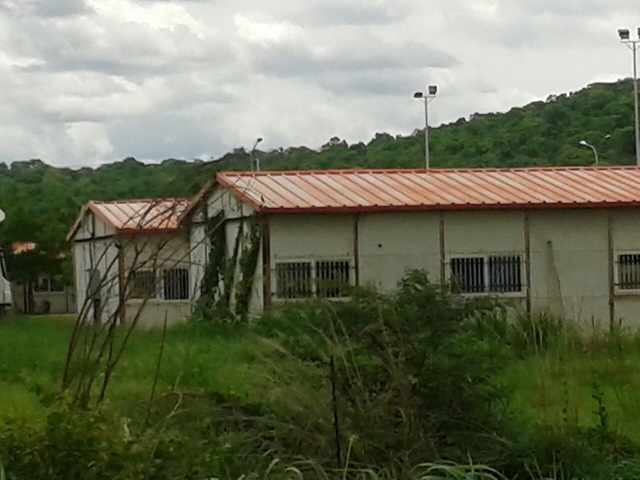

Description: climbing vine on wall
[196,211,261,320]
[234,218,260,317]
[198,211,226,314]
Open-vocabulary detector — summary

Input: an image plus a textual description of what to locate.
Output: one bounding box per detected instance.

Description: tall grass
[5,278,640,478]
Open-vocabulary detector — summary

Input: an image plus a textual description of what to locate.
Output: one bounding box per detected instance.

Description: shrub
[257,270,514,472]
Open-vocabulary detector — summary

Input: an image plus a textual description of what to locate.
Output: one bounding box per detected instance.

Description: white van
[0,209,11,316]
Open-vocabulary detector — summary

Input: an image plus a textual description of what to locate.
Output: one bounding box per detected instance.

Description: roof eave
[258,201,640,215]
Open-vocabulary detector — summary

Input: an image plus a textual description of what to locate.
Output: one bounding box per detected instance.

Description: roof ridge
[214,166,640,214]
[89,197,190,205]
[218,166,640,176]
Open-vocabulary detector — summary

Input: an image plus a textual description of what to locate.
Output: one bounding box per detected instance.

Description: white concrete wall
[358,212,440,291]
[208,188,254,220]
[189,222,207,305]
[268,213,356,306]
[199,185,640,328]
[121,232,191,328]
[610,208,640,328]
[270,214,355,260]
[72,212,118,324]
[529,209,609,325]
[12,285,75,314]
[71,209,192,328]
[443,210,525,256]
[126,300,190,330]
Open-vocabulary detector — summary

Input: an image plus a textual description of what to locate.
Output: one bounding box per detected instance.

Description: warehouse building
[185,167,640,328]
[68,198,191,328]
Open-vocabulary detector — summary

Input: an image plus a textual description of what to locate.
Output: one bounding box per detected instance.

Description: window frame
[129,269,158,300]
[273,258,352,301]
[162,267,190,301]
[614,251,640,294]
[128,267,192,302]
[33,275,65,293]
[447,253,525,297]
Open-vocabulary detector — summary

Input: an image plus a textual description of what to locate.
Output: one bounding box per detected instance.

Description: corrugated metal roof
[11,242,37,255]
[68,198,189,241]
[216,167,640,213]
[89,199,190,233]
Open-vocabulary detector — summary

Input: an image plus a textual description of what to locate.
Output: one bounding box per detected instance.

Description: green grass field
[3,313,640,479]
[2,315,640,440]
[0,316,326,427]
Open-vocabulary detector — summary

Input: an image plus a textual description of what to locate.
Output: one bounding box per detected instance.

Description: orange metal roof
[68,198,189,241]
[216,167,640,213]
[11,241,37,255]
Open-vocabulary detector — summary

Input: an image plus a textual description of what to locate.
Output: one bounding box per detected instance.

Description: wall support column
[608,215,615,330]
[353,214,360,287]
[117,241,126,325]
[260,216,271,311]
[524,211,532,315]
[439,211,446,285]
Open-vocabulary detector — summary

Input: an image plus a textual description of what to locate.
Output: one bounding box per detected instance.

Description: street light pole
[579,140,599,165]
[249,137,263,171]
[618,28,640,166]
[414,85,437,169]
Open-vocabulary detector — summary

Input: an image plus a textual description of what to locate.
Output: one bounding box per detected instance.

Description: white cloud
[65,121,114,165]
[0,0,638,166]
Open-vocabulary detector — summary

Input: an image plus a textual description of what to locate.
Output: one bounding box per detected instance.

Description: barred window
[275,260,351,299]
[316,260,350,298]
[130,270,157,299]
[451,257,485,293]
[276,262,312,299]
[618,254,640,290]
[450,255,523,294]
[488,255,522,293]
[164,268,189,300]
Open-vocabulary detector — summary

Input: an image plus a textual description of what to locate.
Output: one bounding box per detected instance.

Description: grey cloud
[107,113,225,161]
[292,0,411,26]
[0,0,92,17]
[4,15,235,77]
[314,67,429,97]
[515,0,633,18]
[243,31,457,83]
[447,1,626,49]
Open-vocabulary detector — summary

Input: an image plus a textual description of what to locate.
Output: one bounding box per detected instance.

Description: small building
[68,198,192,328]
[10,242,75,315]
[185,167,640,328]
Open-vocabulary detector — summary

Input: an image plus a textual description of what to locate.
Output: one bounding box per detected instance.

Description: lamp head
[413,91,424,99]
[579,140,588,147]
[619,28,630,40]
[428,85,438,96]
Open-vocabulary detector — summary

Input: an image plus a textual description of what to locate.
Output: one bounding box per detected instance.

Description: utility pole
[413,85,438,169]
[618,28,640,166]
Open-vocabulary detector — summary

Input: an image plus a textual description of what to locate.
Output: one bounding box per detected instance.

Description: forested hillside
[0,79,637,273]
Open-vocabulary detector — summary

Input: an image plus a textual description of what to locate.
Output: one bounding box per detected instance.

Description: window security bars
[450,255,522,294]
[130,270,157,299]
[276,262,312,299]
[488,255,522,293]
[129,269,190,300]
[163,268,190,300]
[617,254,640,290]
[316,260,350,298]
[451,257,484,293]
[275,260,350,299]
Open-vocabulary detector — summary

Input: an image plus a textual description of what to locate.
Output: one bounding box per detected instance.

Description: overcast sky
[0,0,638,167]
